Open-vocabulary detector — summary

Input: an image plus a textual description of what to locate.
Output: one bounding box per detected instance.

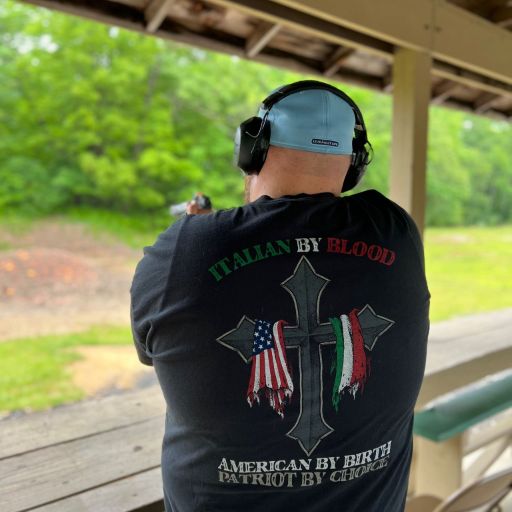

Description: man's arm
[129,217,186,366]
[368,189,430,299]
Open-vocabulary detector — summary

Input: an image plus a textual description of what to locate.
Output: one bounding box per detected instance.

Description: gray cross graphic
[216,255,394,455]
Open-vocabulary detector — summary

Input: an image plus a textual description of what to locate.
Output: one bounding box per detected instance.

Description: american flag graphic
[246,319,294,418]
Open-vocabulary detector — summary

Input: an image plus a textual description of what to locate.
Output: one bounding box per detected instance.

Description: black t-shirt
[130,189,431,512]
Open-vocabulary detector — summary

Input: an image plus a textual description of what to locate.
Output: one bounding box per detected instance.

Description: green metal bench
[412,369,512,499]
[414,370,512,442]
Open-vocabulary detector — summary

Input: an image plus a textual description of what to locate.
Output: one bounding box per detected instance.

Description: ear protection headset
[234,80,373,193]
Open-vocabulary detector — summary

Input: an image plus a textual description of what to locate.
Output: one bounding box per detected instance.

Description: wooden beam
[382,68,393,92]
[432,61,512,99]
[474,91,500,114]
[17,0,512,121]
[110,0,146,6]
[245,21,280,58]
[322,46,354,77]
[204,0,393,59]
[190,3,226,28]
[19,0,144,25]
[442,97,509,120]
[417,346,512,409]
[492,5,512,28]
[431,79,459,104]
[271,0,512,85]
[161,29,384,91]
[414,435,463,498]
[390,48,432,238]
[144,0,173,33]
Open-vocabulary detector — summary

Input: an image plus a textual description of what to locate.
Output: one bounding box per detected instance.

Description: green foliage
[426,109,471,226]
[0,1,511,224]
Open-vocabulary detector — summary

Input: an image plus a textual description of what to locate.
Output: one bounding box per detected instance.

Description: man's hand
[186,200,213,215]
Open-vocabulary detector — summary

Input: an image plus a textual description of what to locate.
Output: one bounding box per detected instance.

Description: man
[130,80,430,512]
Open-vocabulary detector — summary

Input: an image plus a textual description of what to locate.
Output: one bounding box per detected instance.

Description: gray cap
[257,87,356,155]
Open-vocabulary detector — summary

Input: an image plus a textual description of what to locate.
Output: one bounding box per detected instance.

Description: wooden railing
[409,369,512,499]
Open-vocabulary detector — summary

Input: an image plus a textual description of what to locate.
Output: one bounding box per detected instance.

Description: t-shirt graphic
[130,190,431,512]
[217,255,394,456]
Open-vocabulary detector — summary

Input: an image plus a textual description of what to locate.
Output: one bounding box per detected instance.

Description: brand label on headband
[311,138,339,147]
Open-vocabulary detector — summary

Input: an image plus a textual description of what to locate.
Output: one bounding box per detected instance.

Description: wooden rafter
[431,79,459,104]
[245,21,281,58]
[492,5,512,28]
[269,0,512,85]
[473,91,500,114]
[382,68,393,92]
[15,0,512,120]
[322,46,354,77]
[145,0,173,33]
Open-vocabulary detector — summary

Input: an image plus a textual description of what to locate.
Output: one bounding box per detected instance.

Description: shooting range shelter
[18,0,512,238]
[5,1,512,511]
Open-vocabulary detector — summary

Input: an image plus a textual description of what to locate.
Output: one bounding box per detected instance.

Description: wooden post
[390,47,431,239]
[414,435,464,498]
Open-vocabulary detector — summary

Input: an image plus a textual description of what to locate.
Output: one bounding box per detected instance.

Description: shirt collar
[254,192,338,203]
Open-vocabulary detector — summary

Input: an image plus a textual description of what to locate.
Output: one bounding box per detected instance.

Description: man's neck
[250,182,340,202]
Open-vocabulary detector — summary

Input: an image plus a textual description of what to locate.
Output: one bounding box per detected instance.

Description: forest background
[1,1,511,227]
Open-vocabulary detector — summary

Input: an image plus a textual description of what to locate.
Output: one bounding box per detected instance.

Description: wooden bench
[412,369,512,499]
[0,386,166,512]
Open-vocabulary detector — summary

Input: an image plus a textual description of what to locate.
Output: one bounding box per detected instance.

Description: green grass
[0,207,175,249]
[64,207,174,248]
[0,211,35,234]
[425,225,512,322]
[0,325,132,415]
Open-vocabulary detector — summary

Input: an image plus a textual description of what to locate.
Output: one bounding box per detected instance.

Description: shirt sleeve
[129,217,186,366]
[367,189,431,300]
[391,200,431,301]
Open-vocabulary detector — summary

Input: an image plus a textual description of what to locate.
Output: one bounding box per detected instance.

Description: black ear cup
[235,116,271,175]
[342,138,372,193]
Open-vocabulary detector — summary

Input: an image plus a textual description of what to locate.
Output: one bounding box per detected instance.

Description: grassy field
[0,326,131,414]
[0,207,172,249]
[0,215,510,415]
[424,225,512,321]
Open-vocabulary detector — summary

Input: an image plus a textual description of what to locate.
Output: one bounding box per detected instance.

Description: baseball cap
[257,86,356,155]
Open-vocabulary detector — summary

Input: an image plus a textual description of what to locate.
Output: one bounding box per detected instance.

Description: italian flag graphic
[329,308,370,411]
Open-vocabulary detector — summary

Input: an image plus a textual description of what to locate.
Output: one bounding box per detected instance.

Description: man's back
[130,189,430,512]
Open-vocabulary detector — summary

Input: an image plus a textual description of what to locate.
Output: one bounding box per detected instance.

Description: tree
[0,0,510,225]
